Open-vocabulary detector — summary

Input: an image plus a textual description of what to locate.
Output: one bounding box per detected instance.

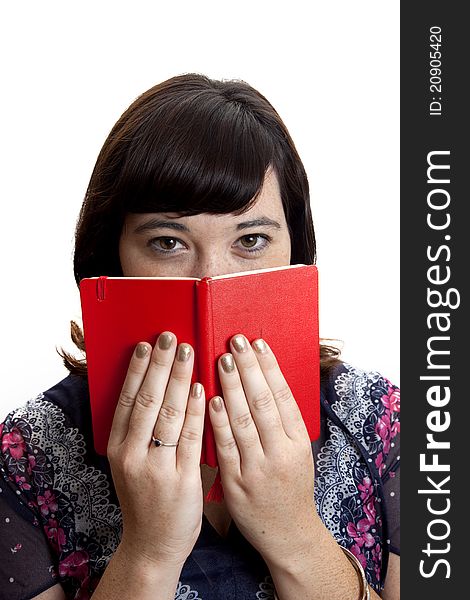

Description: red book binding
[79,264,320,466]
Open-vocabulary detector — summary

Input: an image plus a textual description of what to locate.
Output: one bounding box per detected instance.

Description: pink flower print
[347,519,375,548]
[381,387,400,413]
[27,454,36,474]
[358,477,373,501]
[391,419,400,438]
[375,452,386,477]
[10,543,22,554]
[15,475,31,491]
[59,550,89,582]
[372,543,382,581]
[1,429,26,460]
[0,423,4,437]
[350,544,368,569]
[364,498,377,524]
[375,414,392,454]
[44,518,66,553]
[38,490,58,516]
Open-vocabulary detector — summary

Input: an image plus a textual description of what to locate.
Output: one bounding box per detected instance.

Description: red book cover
[79,264,320,466]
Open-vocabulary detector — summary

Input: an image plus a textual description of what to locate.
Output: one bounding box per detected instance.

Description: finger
[251,338,308,440]
[126,332,177,449]
[108,342,152,450]
[176,382,206,473]
[150,343,194,464]
[217,353,263,464]
[228,335,285,450]
[208,396,241,477]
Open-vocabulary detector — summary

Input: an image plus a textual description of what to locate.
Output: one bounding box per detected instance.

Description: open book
[79,264,320,466]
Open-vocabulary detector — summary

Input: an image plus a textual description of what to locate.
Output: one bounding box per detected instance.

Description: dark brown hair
[61,73,341,376]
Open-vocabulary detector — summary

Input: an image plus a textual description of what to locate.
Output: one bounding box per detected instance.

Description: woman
[0,74,400,600]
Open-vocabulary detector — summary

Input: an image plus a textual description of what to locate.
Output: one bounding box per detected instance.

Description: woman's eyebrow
[133,216,282,234]
[235,217,281,231]
[134,219,190,234]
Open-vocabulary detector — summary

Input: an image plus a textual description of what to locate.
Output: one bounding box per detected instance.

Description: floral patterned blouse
[0,363,400,599]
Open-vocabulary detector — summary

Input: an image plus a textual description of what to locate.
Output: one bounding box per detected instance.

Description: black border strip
[401,3,467,597]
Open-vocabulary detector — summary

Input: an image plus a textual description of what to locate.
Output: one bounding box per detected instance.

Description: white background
[0,1,399,420]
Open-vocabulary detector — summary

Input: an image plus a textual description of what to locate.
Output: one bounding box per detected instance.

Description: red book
[79,264,320,466]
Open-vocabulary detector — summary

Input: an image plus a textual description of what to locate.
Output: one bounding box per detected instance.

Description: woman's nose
[190,254,235,279]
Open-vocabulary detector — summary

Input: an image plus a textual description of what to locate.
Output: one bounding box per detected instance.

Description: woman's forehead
[123,170,287,233]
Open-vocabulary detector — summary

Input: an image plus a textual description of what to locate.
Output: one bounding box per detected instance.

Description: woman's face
[119,169,292,278]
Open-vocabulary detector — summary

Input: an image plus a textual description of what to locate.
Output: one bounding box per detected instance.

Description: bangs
[114,91,277,217]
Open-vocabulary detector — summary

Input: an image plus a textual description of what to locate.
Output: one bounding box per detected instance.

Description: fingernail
[177,344,191,362]
[253,339,268,354]
[158,332,173,350]
[191,382,203,399]
[136,343,149,358]
[221,354,235,373]
[232,335,248,353]
[212,396,224,412]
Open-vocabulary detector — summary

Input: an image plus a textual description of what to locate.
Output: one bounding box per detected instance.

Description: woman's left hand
[208,334,321,568]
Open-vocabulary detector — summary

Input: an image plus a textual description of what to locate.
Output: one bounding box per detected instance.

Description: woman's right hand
[106,332,205,570]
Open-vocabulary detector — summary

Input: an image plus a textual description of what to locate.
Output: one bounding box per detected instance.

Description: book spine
[196,278,218,467]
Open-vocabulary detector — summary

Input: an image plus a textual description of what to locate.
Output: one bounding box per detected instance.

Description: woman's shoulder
[0,375,121,599]
[318,360,400,477]
[321,361,400,418]
[1,374,95,466]
[3,374,91,429]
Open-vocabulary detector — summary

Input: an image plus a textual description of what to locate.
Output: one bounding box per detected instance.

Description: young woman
[0,74,400,600]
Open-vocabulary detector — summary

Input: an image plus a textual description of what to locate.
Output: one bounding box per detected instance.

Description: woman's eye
[148,237,185,253]
[237,234,271,253]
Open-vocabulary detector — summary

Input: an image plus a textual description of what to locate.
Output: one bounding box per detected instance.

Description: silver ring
[151,435,179,447]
